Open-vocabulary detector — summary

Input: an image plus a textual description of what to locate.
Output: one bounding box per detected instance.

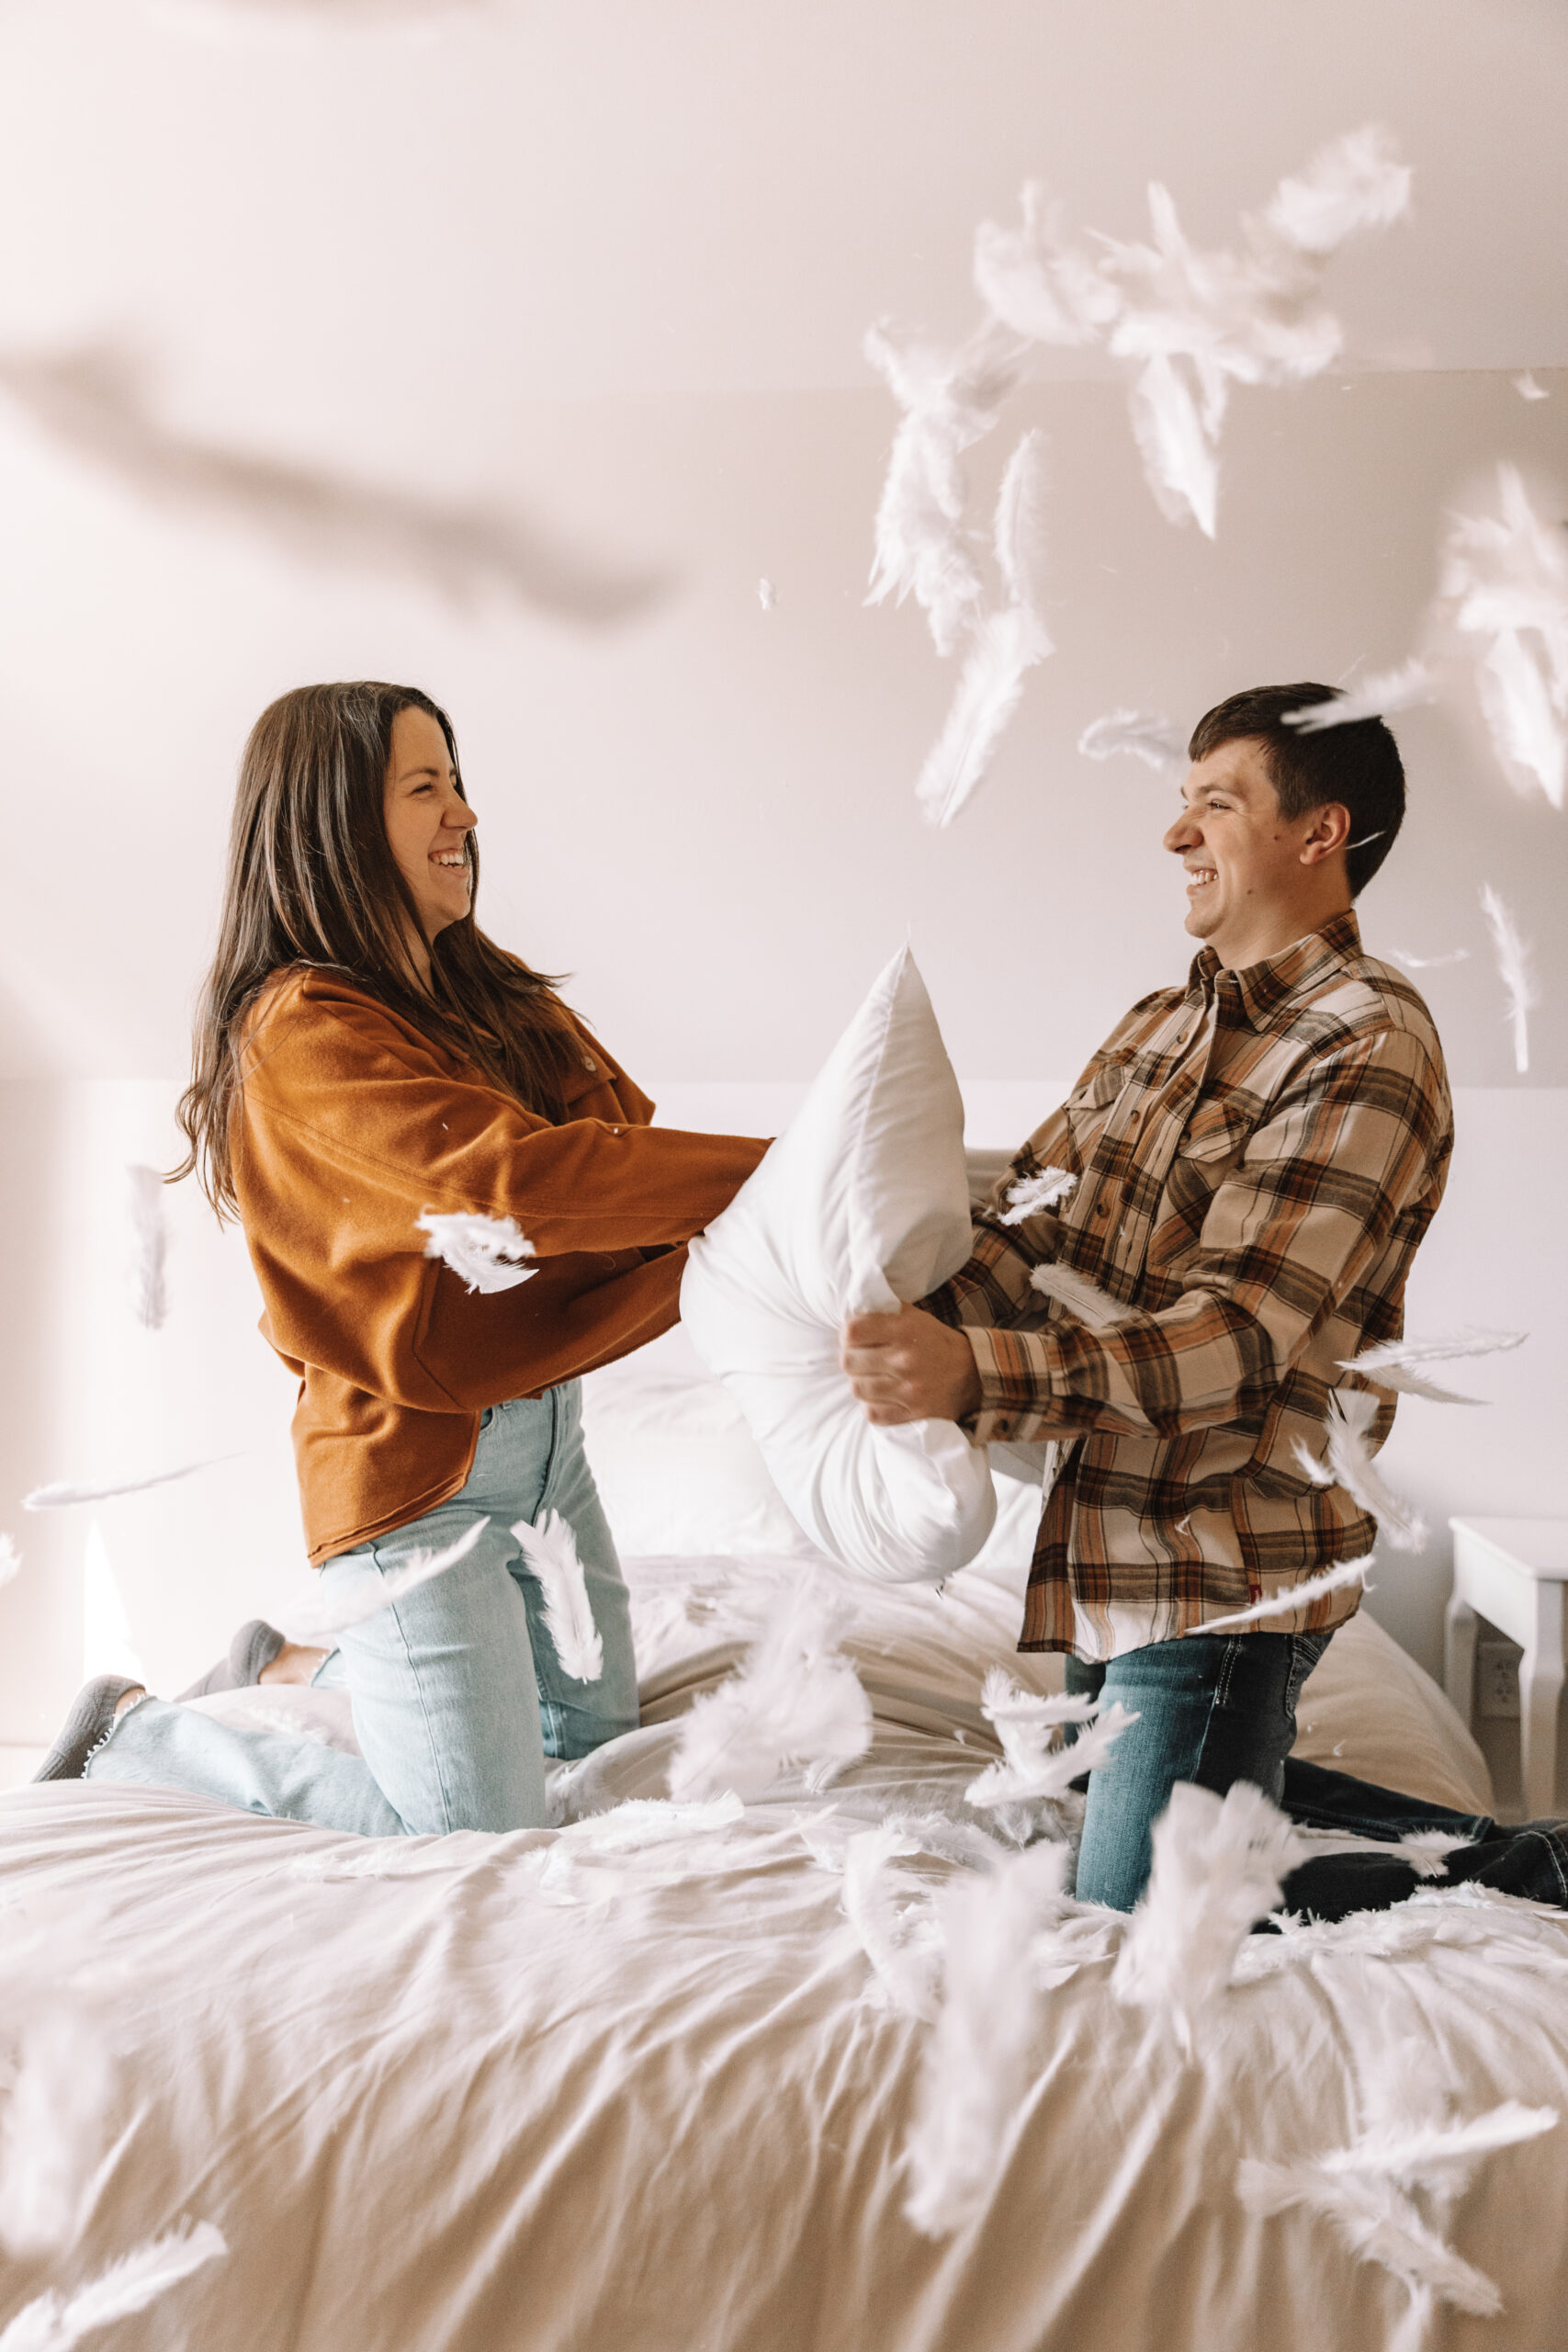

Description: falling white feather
[1262,121,1413,252]
[0,1534,19,1590]
[1441,466,1568,808]
[1386,946,1471,971]
[0,344,658,625]
[275,1517,490,1643]
[972,181,1114,349]
[417,1209,536,1294]
[757,577,777,612]
[667,1568,873,1803]
[512,1510,604,1683]
[1291,1388,1427,1551]
[1292,1824,1472,1880]
[841,1824,942,2021]
[0,2222,228,2352]
[1126,349,1220,537]
[1340,1326,1526,1406]
[1029,1260,1133,1329]
[998,1166,1077,1224]
[1283,661,1437,730]
[990,426,1049,609]
[125,1164,168,1330]
[23,1457,230,1510]
[564,1793,744,1850]
[1236,2104,1555,2322]
[1477,882,1539,1075]
[1197,1552,1375,1634]
[916,603,1054,827]
[1514,372,1549,401]
[1112,1781,1310,2055]
[965,1668,1135,1809]
[913,429,1053,829]
[902,1841,1074,2236]
[0,2014,116,2257]
[1077,709,1186,773]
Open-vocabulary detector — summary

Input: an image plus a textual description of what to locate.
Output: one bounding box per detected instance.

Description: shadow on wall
[0,343,672,627]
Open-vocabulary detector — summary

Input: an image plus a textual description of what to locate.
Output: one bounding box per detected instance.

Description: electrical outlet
[1477,1641,1522,1721]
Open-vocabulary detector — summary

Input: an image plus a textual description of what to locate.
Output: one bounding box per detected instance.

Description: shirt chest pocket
[1174,1102,1252,1174]
[1064,1058,1134,1162]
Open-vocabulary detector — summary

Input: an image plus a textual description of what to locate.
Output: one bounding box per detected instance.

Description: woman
[37,682,766,1834]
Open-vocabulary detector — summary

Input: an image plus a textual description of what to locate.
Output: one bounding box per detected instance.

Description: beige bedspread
[2,1566,1563,2352]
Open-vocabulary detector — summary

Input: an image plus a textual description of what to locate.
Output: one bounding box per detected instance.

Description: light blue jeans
[85,1385,637,1836]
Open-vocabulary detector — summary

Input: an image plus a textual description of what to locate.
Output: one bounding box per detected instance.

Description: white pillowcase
[681,947,997,1583]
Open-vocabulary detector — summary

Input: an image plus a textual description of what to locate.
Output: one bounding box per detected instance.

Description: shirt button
[581,1056,596,1072]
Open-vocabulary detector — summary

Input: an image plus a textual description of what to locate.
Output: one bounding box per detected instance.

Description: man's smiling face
[1162,735,1341,967]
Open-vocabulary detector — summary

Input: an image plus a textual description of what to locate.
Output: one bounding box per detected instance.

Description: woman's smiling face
[382,703,478,948]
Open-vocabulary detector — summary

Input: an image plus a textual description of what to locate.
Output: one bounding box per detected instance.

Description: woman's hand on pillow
[840,1306,983,1427]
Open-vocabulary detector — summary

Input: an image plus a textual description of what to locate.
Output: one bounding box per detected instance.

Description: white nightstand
[1446,1518,1568,1819]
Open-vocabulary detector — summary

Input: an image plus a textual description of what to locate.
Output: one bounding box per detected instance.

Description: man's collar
[1188,910,1361,1028]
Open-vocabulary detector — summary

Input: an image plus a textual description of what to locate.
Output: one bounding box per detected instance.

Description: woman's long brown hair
[175,681,582,1215]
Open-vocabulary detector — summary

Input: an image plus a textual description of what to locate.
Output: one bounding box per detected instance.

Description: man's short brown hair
[1188,684,1406,896]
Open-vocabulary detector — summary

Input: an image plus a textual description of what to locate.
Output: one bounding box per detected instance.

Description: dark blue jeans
[1065,1629,1568,1917]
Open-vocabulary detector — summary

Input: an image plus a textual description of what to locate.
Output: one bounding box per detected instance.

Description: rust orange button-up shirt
[233,967,768,1564]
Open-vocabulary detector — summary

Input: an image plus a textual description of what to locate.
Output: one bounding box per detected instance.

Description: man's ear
[1300,800,1352,866]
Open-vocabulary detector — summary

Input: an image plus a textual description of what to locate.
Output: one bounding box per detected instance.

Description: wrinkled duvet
[2,1563,1566,2352]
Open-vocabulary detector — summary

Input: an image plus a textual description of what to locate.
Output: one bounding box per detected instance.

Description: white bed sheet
[4,1555,1560,2352]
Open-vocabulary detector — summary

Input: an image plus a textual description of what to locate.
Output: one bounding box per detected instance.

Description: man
[842,684,1566,1917]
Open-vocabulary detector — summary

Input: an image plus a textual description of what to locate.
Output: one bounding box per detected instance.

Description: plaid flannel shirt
[925,912,1453,1660]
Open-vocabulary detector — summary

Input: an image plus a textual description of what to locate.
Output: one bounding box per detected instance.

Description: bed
[2,1332,1565,2352]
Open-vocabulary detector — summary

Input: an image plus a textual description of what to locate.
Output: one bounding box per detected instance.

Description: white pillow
[681,947,997,1583]
[581,1325,818,1560]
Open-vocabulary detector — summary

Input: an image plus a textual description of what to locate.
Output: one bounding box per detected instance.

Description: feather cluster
[1340,1325,1526,1405]
[998,1165,1077,1225]
[667,1567,874,1803]
[1236,2102,1556,2324]
[125,1164,168,1330]
[1282,661,1437,731]
[965,1667,1136,1811]
[975,127,1409,537]
[902,1841,1074,2236]
[1077,709,1186,773]
[1198,1551,1374,1634]
[868,127,1406,819]
[511,1510,604,1683]
[276,1516,490,1642]
[863,317,1027,657]
[1477,882,1539,1075]
[1029,1260,1133,1329]
[417,1209,536,1295]
[1440,465,1568,810]
[1112,1781,1311,2055]
[23,1457,228,1510]
[0,343,659,625]
[1292,1388,1427,1552]
[0,2221,228,2352]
